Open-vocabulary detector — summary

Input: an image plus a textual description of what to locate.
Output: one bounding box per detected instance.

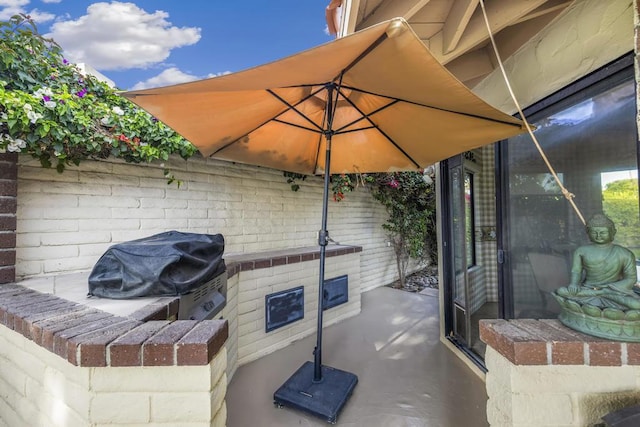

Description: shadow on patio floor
[226,286,489,427]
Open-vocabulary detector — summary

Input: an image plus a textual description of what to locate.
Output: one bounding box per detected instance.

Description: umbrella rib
[339,85,523,128]
[332,91,422,169]
[266,88,326,132]
[267,86,333,175]
[208,86,327,157]
[272,118,323,133]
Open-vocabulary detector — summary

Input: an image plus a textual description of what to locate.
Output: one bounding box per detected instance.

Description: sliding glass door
[497,54,639,319]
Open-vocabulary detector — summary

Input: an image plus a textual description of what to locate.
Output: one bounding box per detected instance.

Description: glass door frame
[440,154,486,369]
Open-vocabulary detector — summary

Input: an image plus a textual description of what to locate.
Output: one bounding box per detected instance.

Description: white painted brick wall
[233,252,361,366]
[16,155,400,290]
[0,324,227,426]
[485,347,640,426]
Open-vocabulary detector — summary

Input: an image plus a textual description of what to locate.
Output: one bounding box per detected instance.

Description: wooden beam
[431,0,548,64]
[359,0,432,29]
[442,0,479,55]
[510,0,572,26]
[445,47,494,83]
[341,0,362,36]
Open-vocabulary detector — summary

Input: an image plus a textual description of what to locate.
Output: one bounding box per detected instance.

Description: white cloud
[0,0,55,22]
[207,71,232,78]
[46,1,201,71]
[0,0,27,7]
[0,0,29,8]
[131,67,199,90]
[131,68,233,90]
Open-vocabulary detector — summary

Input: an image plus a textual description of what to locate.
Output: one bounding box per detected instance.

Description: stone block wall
[14,155,398,292]
[481,319,640,426]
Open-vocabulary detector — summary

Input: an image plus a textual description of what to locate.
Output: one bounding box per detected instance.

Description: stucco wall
[15,154,398,291]
[0,322,227,427]
[473,0,633,114]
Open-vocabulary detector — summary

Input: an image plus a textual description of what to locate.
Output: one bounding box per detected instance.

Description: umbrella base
[273,361,358,424]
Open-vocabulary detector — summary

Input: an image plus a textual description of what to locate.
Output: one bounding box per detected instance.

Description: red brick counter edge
[480,318,640,366]
[0,284,228,367]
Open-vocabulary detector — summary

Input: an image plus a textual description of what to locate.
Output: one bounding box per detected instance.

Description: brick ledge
[224,244,362,278]
[0,284,228,367]
[480,318,640,366]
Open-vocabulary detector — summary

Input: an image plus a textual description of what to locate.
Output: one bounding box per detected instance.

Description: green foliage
[603,178,640,255]
[0,14,197,173]
[369,171,437,286]
[283,171,306,191]
[283,168,437,286]
[330,173,373,201]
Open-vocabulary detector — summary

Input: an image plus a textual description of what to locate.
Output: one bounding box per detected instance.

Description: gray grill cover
[88,231,225,299]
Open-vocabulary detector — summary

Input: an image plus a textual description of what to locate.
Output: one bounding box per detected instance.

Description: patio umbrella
[122,17,525,423]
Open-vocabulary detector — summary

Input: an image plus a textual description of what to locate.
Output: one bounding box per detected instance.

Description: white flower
[44,100,56,109]
[112,106,124,116]
[23,103,33,112]
[26,110,43,124]
[7,138,26,152]
[34,87,53,98]
[100,117,110,126]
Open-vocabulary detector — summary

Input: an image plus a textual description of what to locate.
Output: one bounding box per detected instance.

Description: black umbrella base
[273,361,358,424]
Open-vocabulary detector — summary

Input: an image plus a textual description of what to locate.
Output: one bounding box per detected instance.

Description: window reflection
[505,75,639,319]
[465,172,475,267]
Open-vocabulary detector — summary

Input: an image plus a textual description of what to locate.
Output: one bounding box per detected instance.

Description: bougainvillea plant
[369,169,437,288]
[289,168,438,287]
[0,14,197,173]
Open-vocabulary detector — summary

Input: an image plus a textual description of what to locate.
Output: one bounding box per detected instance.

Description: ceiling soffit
[351,0,574,87]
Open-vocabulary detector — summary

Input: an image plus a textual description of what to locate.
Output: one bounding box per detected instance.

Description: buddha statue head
[585,213,616,245]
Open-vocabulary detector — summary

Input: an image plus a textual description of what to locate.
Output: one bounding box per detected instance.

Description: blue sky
[1,1,335,90]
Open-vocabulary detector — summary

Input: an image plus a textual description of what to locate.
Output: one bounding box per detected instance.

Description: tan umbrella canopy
[122,17,525,423]
[123,18,524,176]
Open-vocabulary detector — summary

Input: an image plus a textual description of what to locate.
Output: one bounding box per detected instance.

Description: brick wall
[0,325,227,426]
[481,319,640,426]
[0,284,228,426]
[0,153,17,284]
[15,155,399,291]
[230,248,362,367]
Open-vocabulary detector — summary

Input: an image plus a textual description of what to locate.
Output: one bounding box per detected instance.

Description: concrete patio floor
[226,286,489,427]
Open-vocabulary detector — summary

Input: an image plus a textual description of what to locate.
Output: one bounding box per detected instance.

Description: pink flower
[389,179,399,188]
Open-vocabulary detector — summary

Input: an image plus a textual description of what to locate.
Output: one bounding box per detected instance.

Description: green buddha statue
[555,214,639,310]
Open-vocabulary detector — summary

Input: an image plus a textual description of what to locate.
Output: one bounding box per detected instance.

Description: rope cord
[478,0,586,226]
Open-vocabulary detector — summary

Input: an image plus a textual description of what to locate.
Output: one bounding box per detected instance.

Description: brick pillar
[0,153,17,284]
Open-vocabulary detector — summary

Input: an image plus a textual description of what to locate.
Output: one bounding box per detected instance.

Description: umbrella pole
[314,131,332,382]
[273,84,358,423]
